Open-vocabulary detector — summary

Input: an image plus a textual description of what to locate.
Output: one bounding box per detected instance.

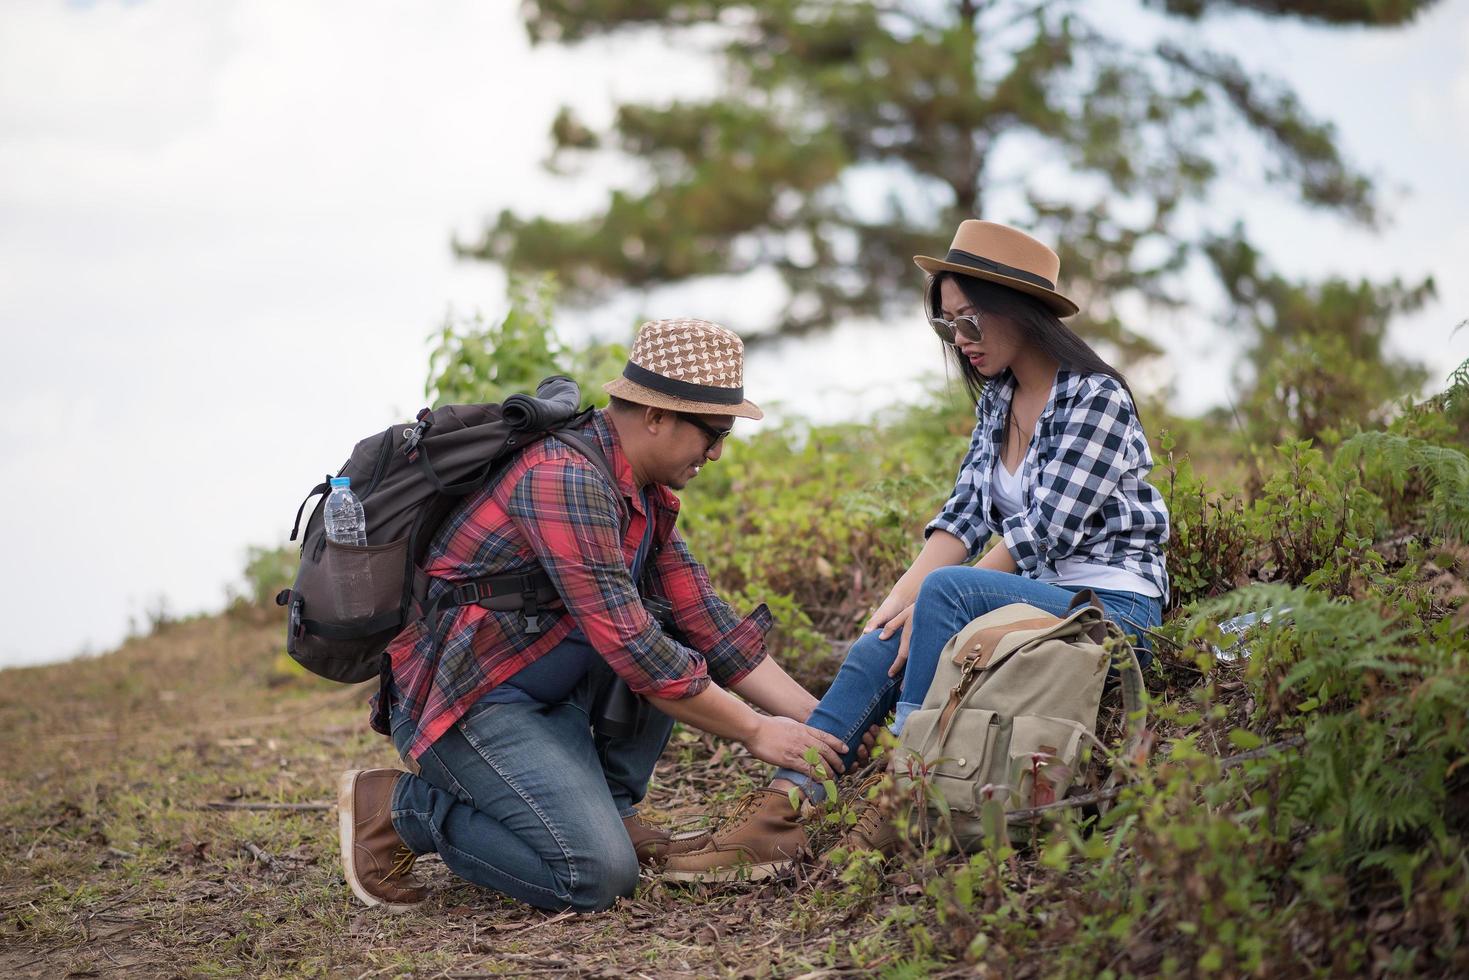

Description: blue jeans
[775,567,1162,799]
[387,660,673,912]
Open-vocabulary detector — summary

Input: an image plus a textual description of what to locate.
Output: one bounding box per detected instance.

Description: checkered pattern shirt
[926,369,1170,601]
[383,409,772,761]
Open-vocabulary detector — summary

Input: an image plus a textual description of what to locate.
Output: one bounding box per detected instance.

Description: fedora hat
[603,318,763,420]
[914,220,1079,318]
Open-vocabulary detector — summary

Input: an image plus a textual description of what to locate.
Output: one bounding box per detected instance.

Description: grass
[0,606,926,978]
[5,573,1464,977]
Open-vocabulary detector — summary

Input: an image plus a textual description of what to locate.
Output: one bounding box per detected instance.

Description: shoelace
[722,789,777,830]
[845,774,892,844]
[382,845,418,885]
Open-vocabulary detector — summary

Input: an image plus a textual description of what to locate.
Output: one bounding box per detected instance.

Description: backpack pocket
[286,535,410,683]
[1005,714,1087,810]
[311,537,409,621]
[898,707,1000,814]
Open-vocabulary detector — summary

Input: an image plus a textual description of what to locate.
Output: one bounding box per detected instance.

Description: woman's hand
[865,583,917,634]
[743,715,849,777]
[881,603,917,678]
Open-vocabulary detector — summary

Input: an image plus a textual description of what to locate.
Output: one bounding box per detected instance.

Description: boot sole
[338,770,419,913]
[661,860,788,883]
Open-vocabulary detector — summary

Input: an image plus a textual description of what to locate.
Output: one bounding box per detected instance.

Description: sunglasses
[929,312,984,347]
[678,413,733,453]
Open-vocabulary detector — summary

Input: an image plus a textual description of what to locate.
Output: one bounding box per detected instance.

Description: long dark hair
[927,272,1137,413]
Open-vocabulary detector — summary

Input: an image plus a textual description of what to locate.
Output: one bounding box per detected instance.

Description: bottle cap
[330,477,351,489]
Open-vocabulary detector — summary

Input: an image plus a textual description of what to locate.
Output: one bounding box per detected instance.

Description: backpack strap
[289,478,331,542]
[417,417,630,636]
[549,424,631,534]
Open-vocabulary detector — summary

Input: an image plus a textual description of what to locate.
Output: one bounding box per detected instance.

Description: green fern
[1336,431,1469,542]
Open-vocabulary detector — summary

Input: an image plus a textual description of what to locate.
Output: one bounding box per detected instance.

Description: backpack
[274,376,624,686]
[895,590,1148,847]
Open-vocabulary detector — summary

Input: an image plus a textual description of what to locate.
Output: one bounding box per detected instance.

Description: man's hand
[743,715,848,777]
[855,722,882,763]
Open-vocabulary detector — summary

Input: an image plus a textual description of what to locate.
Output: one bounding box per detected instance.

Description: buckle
[451,583,481,606]
[521,577,542,635]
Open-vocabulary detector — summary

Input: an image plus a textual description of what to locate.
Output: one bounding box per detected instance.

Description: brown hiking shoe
[338,769,427,911]
[622,813,712,867]
[824,774,903,860]
[661,788,808,882]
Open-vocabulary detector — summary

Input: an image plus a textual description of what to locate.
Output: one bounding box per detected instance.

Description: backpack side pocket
[286,535,410,683]
[1005,714,1087,811]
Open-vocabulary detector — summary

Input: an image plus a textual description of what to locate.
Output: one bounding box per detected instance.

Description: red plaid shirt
[382,409,772,760]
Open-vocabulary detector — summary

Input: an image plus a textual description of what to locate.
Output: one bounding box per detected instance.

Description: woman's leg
[1084,587,1164,669]
[892,566,1089,734]
[771,628,903,799]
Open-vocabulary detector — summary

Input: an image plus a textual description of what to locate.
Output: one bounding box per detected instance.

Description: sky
[1,0,1466,669]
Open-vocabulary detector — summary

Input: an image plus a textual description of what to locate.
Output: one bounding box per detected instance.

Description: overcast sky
[1,0,1466,669]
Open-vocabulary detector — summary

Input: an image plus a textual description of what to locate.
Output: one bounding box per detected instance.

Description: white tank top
[991,455,1161,598]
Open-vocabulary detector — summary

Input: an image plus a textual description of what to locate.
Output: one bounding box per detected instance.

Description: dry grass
[0,607,950,978]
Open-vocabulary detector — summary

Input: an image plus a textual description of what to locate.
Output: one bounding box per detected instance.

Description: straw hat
[914,220,1079,318]
[603,318,763,420]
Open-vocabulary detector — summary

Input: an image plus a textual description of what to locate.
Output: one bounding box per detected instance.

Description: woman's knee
[841,629,900,677]
[916,565,1007,611]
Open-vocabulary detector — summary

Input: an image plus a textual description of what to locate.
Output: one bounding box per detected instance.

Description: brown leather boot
[338,769,428,911]
[825,773,903,859]
[661,788,808,882]
[622,813,712,867]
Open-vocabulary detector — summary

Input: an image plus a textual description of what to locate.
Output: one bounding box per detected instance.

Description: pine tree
[459,0,1440,364]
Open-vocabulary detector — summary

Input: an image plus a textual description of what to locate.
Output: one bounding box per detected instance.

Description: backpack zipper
[362,427,395,497]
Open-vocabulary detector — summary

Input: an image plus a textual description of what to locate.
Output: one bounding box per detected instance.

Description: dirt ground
[0,606,981,978]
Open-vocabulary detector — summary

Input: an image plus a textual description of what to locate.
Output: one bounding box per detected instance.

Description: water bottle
[1211,606,1291,662]
[324,477,367,546]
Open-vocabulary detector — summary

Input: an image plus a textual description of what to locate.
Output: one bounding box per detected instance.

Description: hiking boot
[622,813,712,867]
[824,774,903,860]
[338,768,427,911]
[661,788,808,882]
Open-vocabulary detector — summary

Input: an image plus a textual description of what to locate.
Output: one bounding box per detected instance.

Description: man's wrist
[735,706,763,744]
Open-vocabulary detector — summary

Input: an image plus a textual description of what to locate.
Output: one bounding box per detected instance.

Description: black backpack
[275,376,625,685]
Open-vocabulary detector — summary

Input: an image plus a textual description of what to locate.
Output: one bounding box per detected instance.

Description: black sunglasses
[677,413,733,453]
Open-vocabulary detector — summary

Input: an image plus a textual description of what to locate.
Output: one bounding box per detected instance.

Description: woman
[663,220,1170,881]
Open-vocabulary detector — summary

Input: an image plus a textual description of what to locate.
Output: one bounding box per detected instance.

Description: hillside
[3,560,1466,978]
[5,358,1468,977]
[0,607,928,977]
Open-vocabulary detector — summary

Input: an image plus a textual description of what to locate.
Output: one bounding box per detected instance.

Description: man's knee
[566,846,639,912]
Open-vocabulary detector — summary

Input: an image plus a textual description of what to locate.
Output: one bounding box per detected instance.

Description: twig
[195,801,332,812]
[246,843,275,867]
[1005,734,1307,821]
[455,951,580,976]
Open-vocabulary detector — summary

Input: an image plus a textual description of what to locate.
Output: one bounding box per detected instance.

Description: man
[338,318,851,912]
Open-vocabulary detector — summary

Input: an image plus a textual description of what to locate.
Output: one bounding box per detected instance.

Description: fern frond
[1337,431,1469,542]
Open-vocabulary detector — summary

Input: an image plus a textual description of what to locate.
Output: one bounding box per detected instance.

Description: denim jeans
[775,567,1163,799]
[387,659,674,912]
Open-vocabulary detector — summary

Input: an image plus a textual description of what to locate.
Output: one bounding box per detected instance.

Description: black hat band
[622,362,744,406]
[945,248,1056,291]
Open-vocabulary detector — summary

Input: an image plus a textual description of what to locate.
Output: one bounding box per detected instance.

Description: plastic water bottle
[1211,606,1292,662]
[324,477,367,546]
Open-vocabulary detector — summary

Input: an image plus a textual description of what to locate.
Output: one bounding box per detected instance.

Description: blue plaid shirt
[926,368,1170,602]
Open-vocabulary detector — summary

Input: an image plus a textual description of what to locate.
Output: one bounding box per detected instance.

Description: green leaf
[1228,729,1264,751]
